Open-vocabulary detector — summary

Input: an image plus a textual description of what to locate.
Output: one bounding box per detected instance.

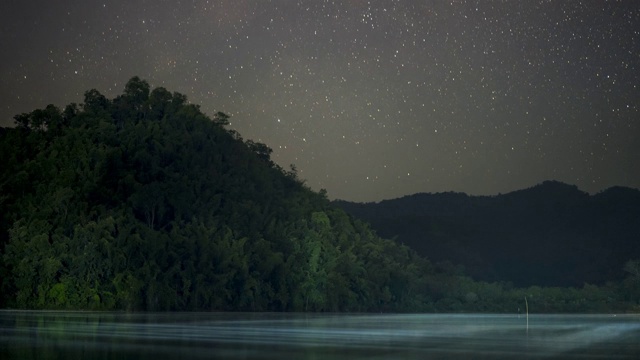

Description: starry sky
[1,0,639,202]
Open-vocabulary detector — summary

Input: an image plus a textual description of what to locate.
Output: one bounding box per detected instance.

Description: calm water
[1,311,639,359]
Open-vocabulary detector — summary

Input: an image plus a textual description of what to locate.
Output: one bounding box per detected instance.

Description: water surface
[1,311,638,359]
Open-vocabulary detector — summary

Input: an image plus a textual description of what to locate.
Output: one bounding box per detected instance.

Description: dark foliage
[0,78,434,311]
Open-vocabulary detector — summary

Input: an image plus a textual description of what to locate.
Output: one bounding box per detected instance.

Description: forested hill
[334,181,640,288]
[0,77,435,311]
[2,78,639,314]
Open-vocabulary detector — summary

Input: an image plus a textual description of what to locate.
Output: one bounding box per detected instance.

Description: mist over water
[1,311,638,359]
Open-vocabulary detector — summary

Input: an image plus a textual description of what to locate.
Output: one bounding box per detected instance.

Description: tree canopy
[0,77,433,311]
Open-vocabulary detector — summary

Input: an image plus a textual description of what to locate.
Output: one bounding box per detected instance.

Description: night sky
[1,1,639,202]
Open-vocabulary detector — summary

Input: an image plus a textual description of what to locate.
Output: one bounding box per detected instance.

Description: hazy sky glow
[1,0,639,202]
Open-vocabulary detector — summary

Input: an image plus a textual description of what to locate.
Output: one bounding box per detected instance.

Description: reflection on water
[0,311,639,359]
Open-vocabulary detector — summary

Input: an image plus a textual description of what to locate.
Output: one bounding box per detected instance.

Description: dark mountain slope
[334,181,640,287]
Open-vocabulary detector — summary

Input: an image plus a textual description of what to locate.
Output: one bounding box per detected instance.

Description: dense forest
[0,77,638,313]
[334,182,640,288]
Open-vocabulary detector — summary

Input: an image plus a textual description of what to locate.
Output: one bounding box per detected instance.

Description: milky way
[1,1,638,202]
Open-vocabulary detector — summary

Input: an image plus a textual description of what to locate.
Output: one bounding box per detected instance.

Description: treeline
[0,77,638,313]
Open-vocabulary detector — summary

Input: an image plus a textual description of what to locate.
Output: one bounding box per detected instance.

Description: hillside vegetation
[1,77,638,313]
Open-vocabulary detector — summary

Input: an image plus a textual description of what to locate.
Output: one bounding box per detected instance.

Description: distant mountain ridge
[334,181,640,287]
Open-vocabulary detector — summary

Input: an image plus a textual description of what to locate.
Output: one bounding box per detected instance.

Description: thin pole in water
[524,296,529,334]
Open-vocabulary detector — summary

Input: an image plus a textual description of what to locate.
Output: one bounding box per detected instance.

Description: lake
[1,311,638,359]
